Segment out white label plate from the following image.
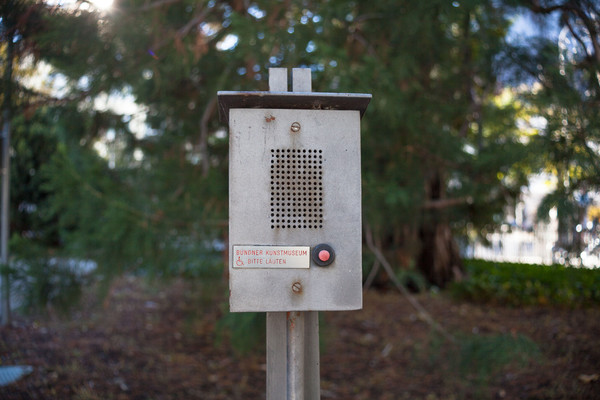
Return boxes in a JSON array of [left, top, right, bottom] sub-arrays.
[[233, 245, 310, 269]]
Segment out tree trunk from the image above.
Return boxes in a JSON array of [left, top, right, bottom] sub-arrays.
[[417, 169, 463, 287], [418, 222, 462, 288]]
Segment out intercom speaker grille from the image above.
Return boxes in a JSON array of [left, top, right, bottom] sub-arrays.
[[270, 148, 323, 229]]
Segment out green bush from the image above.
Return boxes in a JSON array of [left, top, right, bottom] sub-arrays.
[[451, 259, 600, 307]]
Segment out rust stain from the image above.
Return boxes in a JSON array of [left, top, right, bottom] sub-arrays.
[[287, 312, 298, 330], [265, 115, 276, 123], [286, 312, 295, 330]]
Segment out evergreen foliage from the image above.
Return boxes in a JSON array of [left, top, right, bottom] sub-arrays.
[[1, 0, 599, 307], [10, 108, 60, 248]]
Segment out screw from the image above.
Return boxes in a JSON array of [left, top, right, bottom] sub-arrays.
[[290, 122, 301, 133], [291, 281, 302, 294]]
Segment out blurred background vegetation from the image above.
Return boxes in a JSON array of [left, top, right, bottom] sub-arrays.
[[0, 0, 599, 320]]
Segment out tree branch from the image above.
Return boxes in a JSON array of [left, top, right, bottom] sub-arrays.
[[423, 196, 473, 210], [153, 8, 210, 51], [364, 223, 456, 343], [199, 96, 217, 177], [564, 18, 592, 60], [529, 1, 574, 15], [571, 5, 600, 66], [529, 1, 600, 65]]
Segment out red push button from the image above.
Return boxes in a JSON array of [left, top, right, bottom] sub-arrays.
[[312, 244, 335, 266], [318, 250, 331, 262]]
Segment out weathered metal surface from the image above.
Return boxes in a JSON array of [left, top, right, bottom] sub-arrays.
[[266, 312, 287, 399], [287, 311, 305, 400], [217, 91, 371, 123], [292, 68, 312, 92], [263, 68, 324, 400], [303, 311, 320, 400], [266, 310, 320, 400], [228, 107, 363, 312], [269, 68, 288, 92]]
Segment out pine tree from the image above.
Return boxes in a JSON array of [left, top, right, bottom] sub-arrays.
[[9, 0, 587, 297], [308, 0, 529, 286], [510, 0, 600, 260]]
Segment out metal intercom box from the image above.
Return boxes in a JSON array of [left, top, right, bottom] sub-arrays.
[[220, 91, 370, 312]]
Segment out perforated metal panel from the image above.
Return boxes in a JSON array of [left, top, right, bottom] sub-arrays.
[[228, 108, 363, 312], [270, 148, 323, 230]]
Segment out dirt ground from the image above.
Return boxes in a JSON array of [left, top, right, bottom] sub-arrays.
[[1, 276, 599, 399]]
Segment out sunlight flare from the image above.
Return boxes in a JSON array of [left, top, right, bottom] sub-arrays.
[[89, 0, 114, 11]]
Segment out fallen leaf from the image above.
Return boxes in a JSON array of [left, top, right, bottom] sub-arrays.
[[578, 374, 599, 384]]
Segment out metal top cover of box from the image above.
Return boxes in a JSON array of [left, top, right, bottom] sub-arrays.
[[220, 89, 370, 312]]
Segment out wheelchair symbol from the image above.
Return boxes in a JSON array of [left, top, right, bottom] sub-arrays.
[[236, 256, 244, 267]]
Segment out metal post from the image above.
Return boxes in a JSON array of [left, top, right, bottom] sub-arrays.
[[266, 68, 320, 400], [267, 312, 288, 398], [1, 113, 11, 326], [0, 8, 15, 326], [287, 311, 305, 400]]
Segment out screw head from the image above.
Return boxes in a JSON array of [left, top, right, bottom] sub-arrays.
[[290, 122, 301, 133], [292, 281, 302, 294]]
